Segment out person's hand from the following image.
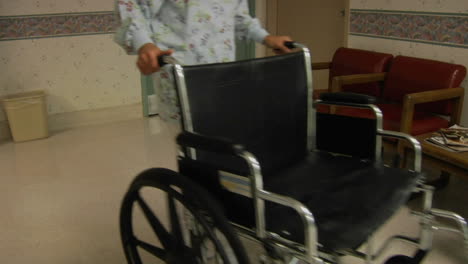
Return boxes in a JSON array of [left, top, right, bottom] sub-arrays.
[[263, 35, 294, 54], [137, 43, 173, 75]]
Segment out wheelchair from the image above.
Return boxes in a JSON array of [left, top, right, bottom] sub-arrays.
[[120, 43, 468, 264]]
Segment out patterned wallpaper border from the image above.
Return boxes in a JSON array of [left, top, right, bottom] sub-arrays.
[[350, 9, 468, 49], [0, 12, 119, 41], [351, 9, 468, 17]]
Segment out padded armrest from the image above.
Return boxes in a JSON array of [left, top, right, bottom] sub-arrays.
[[176, 132, 244, 156], [319, 92, 377, 105], [378, 129, 422, 173], [331, 73, 386, 92]]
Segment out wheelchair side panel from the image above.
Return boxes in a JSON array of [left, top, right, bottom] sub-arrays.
[[316, 112, 377, 159]]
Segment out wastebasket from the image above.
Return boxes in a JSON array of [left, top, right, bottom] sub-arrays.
[[2, 90, 49, 142]]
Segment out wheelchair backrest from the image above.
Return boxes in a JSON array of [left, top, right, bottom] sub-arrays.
[[174, 51, 311, 177]]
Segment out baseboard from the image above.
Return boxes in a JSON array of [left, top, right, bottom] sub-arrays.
[[0, 103, 143, 141], [48, 103, 143, 131]]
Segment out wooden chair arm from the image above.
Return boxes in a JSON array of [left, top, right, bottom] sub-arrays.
[[331, 73, 386, 92], [311, 62, 331, 70], [400, 87, 465, 134], [404, 87, 464, 105]]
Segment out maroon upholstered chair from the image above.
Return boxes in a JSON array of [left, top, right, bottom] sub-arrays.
[[332, 55, 466, 136], [312, 47, 393, 100]]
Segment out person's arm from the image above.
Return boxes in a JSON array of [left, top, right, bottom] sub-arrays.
[[234, 0, 292, 54], [114, 0, 172, 74], [114, 0, 157, 53]]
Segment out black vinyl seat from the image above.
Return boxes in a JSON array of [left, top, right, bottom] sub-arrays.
[[181, 151, 421, 251], [264, 152, 421, 250]]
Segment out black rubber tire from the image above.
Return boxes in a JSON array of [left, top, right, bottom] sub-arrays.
[[384, 255, 414, 264], [120, 168, 250, 264]]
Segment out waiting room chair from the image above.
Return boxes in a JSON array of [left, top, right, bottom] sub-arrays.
[[331, 55, 466, 137], [312, 47, 393, 100]]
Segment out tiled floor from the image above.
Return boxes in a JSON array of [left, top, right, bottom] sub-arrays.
[[0, 117, 466, 264]]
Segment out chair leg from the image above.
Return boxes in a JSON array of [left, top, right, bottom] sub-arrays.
[[425, 171, 451, 190], [408, 172, 451, 201]]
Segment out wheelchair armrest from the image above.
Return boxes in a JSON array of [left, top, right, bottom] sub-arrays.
[[176, 132, 244, 156], [319, 92, 377, 105], [377, 130, 422, 173], [219, 171, 320, 263]]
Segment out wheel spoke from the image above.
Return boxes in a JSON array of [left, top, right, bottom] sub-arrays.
[[136, 194, 174, 249], [190, 223, 221, 262], [135, 239, 167, 260], [121, 169, 249, 264], [189, 212, 231, 264], [122, 238, 143, 264], [168, 193, 184, 248], [191, 229, 204, 259]]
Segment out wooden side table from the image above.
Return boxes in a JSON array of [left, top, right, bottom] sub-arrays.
[[402, 133, 468, 178]]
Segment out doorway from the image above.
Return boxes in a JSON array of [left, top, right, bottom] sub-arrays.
[[266, 0, 349, 91]]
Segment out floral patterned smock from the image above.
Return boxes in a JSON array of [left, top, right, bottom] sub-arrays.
[[115, 0, 269, 122]]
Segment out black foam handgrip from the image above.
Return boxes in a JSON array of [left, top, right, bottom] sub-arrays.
[[273, 41, 296, 53], [158, 55, 168, 67], [284, 41, 297, 49]]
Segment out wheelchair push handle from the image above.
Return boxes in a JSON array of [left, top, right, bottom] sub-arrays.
[[284, 41, 297, 49], [158, 41, 298, 66], [157, 56, 166, 67], [157, 55, 176, 67], [273, 41, 298, 53]]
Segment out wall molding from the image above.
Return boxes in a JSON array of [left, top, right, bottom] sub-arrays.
[[350, 10, 467, 49], [351, 9, 468, 17], [349, 33, 468, 49], [0, 103, 142, 142], [0, 11, 118, 41]]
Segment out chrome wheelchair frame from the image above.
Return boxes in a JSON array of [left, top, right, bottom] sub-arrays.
[[121, 43, 468, 264]]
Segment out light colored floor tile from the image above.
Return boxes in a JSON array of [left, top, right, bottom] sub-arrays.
[[0, 117, 466, 263]]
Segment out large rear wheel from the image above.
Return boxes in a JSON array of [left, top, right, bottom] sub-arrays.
[[120, 168, 249, 264]]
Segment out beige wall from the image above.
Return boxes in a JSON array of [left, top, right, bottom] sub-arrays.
[[349, 0, 468, 125], [0, 0, 140, 123], [255, 0, 268, 58]]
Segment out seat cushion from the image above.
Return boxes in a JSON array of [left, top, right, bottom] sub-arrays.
[[330, 48, 393, 97], [335, 104, 449, 135], [264, 152, 421, 251], [182, 152, 421, 251]]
